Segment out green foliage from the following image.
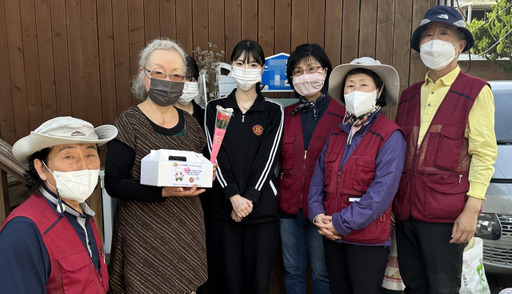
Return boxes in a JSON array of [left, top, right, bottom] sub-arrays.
[[467, 0, 512, 72]]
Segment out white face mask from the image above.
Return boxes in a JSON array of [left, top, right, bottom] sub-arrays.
[[178, 81, 199, 105], [43, 161, 99, 203], [344, 90, 378, 118], [230, 66, 262, 91], [420, 39, 459, 71]]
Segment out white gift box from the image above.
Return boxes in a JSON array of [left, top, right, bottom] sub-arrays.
[[140, 149, 213, 188]]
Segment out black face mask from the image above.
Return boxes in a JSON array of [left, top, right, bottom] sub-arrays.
[[147, 78, 184, 106]]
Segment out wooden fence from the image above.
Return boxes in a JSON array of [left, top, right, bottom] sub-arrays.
[[0, 0, 437, 145], [0, 1, 439, 292]]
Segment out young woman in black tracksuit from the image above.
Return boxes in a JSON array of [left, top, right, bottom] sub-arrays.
[[204, 39, 284, 294]]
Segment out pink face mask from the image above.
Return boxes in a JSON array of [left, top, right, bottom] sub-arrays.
[[292, 71, 325, 98]]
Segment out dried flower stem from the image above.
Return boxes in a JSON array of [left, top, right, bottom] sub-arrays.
[[193, 43, 225, 101]]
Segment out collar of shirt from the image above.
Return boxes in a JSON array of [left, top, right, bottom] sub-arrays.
[[291, 92, 328, 119], [425, 66, 460, 87], [339, 108, 381, 135], [39, 186, 95, 218], [225, 89, 266, 112], [418, 66, 461, 146]]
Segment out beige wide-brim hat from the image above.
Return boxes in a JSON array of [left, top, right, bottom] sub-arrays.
[[328, 57, 400, 107], [12, 116, 118, 164]]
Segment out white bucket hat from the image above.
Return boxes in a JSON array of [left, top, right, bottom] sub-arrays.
[[12, 116, 118, 163], [328, 57, 400, 107]]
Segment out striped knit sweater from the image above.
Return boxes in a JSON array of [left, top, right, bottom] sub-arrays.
[[108, 106, 207, 294]]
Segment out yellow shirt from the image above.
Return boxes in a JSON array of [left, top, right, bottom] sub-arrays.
[[419, 66, 497, 200]]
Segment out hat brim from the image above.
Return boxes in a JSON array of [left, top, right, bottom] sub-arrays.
[[12, 124, 118, 164], [411, 20, 474, 52], [328, 63, 400, 108]]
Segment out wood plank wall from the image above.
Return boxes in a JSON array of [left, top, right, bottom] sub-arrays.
[[0, 1, 440, 292], [0, 0, 437, 145]]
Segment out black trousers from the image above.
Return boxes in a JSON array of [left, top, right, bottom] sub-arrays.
[[323, 239, 389, 294], [210, 219, 279, 294], [395, 218, 465, 294]]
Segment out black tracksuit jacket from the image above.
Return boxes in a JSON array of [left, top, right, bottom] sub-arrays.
[[205, 89, 284, 223]]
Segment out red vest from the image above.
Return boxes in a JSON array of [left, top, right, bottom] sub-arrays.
[[1, 194, 109, 293], [279, 98, 345, 218], [393, 72, 488, 223], [323, 115, 399, 244]]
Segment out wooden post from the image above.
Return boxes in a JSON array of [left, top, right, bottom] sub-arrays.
[[0, 170, 10, 225], [88, 184, 104, 244]]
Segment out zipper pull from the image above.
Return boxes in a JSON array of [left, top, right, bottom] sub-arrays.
[[304, 150, 307, 160], [242, 114, 245, 122], [459, 174, 462, 183], [337, 171, 341, 181]]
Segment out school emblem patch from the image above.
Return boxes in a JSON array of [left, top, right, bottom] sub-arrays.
[[253, 125, 263, 136]]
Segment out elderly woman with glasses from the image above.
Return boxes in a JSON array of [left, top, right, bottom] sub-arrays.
[[278, 43, 344, 294], [105, 38, 213, 294]]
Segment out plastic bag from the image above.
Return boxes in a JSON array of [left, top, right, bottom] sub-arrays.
[[382, 225, 406, 291], [460, 237, 490, 294]]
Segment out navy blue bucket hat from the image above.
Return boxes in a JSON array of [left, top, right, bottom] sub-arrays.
[[411, 5, 474, 52]]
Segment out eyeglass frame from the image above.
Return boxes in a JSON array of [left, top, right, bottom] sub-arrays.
[[291, 65, 324, 77], [144, 67, 185, 82]]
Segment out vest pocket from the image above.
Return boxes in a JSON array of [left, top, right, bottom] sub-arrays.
[[344, 208, 391, 244], [306, 135, 328, 170], [323, 152, 340, 189], [421, 173, 468, 221], [58, 252, 95, 293], [393, 173, 410, 220], [281, 135, 296, 170], [352, 156, 376, 192], [326, 193, 391, 244], [400, 126, 415, 170], [434, 125, 464, 170]]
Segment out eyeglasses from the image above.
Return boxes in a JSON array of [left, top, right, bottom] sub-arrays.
[[292, 65, 323, 77], [145, 68, 185, 82]]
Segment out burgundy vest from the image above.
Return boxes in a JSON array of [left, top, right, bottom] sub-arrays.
[[278, 98, 344, 218], [393, 71, 488, 223], [1, 194, 109, 293], [323, 115, 399, 244]]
